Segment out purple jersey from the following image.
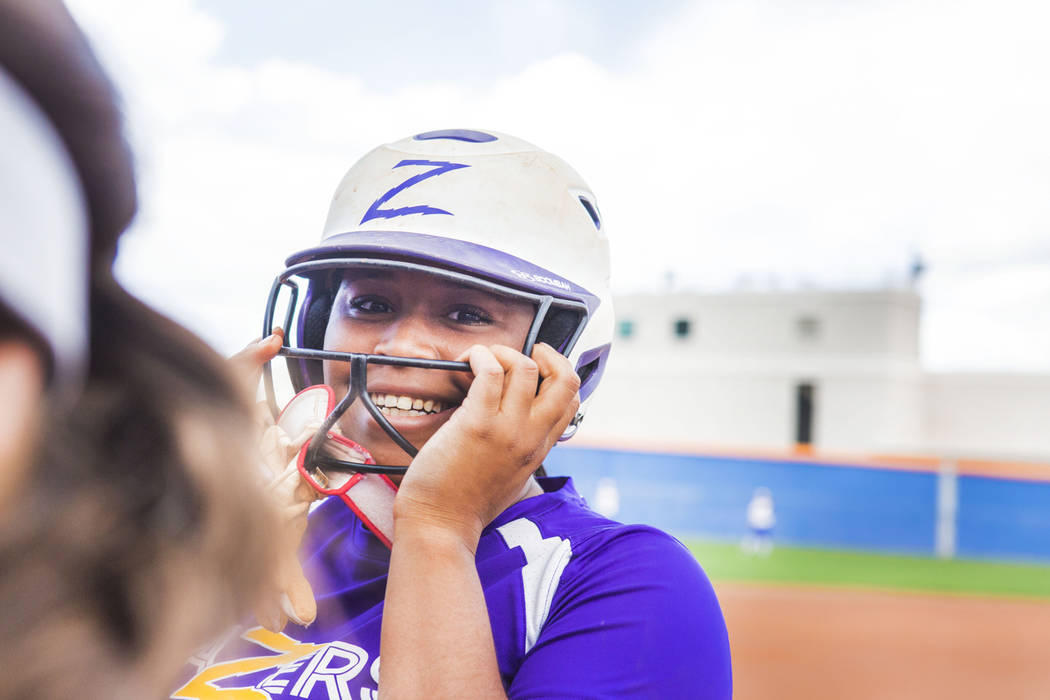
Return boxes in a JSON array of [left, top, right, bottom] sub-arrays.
[[173, 477, 732, 699]]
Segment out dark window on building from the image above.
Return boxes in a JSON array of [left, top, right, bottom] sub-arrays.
[[673, 318, 691, 339], [796, 315, 821, 340], [795, 382, 816, 445], [617, 319, 634, 339]]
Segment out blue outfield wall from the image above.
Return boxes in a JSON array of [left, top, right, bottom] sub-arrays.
[[957, 475, 1050, 561], [544, 446, 1050, 562]]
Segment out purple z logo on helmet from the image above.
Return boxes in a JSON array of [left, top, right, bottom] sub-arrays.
[[360, 159, 469, 224]]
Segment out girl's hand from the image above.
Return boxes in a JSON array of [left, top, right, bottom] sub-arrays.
[[229, 330, 283, 396], [229, 331, 322, 631], [393, 342, 580, 549], [254, 414, 324, 631]]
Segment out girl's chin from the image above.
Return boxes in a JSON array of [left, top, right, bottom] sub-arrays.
[[368, 449, 413, 471]]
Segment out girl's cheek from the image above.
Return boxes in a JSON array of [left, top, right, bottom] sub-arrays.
[[321, 360, 347, 388]]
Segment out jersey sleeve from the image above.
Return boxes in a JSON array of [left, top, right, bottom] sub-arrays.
[[506, 527, 732, 700]]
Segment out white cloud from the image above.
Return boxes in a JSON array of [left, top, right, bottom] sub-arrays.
[[66, 0, 1050, 371]]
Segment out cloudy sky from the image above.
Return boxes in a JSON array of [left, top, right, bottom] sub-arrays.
[[66, 0, 1050, 372]]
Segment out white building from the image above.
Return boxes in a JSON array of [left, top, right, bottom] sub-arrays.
[[582, 288, 1050, 461]]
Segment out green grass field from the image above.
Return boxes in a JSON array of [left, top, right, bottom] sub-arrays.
[[684, 539, 1050, 599]]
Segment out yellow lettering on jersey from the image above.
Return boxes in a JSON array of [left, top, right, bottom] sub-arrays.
[[172, 628, 323, 699]]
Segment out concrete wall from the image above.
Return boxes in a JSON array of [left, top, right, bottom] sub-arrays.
[[612, 288, 921, 360], [924, 373, 1050, 458], [581, 288, 1050, 460], [585, 367, 794, 448], [584, 363, 926, 454]]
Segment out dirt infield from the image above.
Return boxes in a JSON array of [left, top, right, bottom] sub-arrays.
[[716, 582, 1050, 700]]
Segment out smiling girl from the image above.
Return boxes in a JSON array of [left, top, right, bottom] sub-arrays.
[[175, 129, 732, 699]]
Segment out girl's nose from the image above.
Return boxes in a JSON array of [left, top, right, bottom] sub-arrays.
[[372, 313, 441, 359]]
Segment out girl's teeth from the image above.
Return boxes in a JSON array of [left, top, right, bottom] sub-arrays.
[[369, 393, 445, 415]]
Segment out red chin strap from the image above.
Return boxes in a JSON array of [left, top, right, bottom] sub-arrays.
[[280, 385, 398, 548]]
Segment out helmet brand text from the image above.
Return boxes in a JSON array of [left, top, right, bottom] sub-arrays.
[[511, 270, 571, 290]]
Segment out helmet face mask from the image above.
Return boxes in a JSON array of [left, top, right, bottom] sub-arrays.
[[263, 257, 590, 474], [263, 129, 613, 476]]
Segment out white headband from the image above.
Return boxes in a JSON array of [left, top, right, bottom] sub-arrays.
[[0, 64, 88, 384]]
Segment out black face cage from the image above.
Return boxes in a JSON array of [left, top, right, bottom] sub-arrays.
[[262, 257, 590, 476]]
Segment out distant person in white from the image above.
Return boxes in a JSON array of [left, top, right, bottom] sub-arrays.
[[743, 486, 776, 556]]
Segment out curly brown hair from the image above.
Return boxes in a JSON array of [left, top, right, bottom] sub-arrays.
[[0, 1, 278, 697]]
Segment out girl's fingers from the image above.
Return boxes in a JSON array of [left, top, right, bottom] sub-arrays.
[[253, 400, 276, 430], [531, 343, 581, 425], [489, 345, 539, 418], [254, 595, 286, 633], [230, 330, 284, 383], [234, 330, 283, 364], [287, 423, 320, 452], [463, 345, 505, 416]]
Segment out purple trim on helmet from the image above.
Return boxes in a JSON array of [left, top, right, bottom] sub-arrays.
[[286, 230, 601, 315], [575, 342, 611, 402], [413, 129, 497, 143]]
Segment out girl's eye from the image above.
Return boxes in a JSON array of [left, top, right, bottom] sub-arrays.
[[447, 305, 494, 326], [348, 296, 392, 315]]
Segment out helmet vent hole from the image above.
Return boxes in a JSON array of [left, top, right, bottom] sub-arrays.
[[413, 129, 497, 143], [578, 196, 601, 230], [577, 356, 600, 386]]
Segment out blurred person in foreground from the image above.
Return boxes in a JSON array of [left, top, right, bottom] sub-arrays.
[[175, 130, 733, 698], [0, 1, 278, 697]]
